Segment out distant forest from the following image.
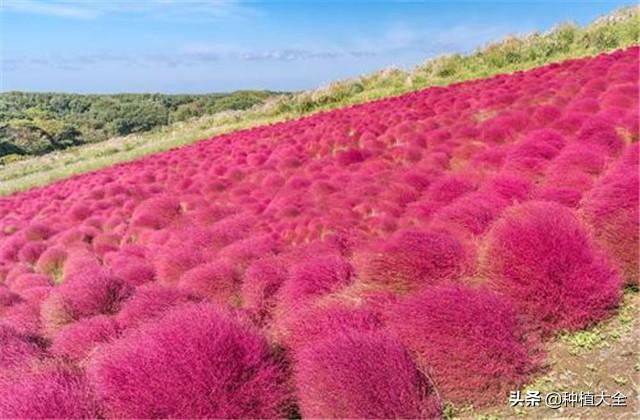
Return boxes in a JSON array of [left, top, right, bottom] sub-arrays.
[[0, 91, 278, 160]]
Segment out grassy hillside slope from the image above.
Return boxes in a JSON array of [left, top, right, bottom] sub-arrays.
[[0, 5, 637, 196]]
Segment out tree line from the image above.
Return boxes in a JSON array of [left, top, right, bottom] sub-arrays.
[[0, 91, 277, 160]]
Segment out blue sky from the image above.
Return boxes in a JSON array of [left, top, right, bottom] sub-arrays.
[[0, 0, 633, 93]]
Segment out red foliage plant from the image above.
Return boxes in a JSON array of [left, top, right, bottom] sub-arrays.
[[177, 260, 239, 306], [285, 304, 382, 354], [8, 273, 51, 293], [386, 284, 541, 406], [355, 228, 471, 292], [0, 365, 101, 418], [294, 330, 441, 418], [115, 283, 200, 330], [581, 154, 639, 285], [482, 201, 622, 334], [0, 324, 43, 371], [240, 256, 288, 325], [50, 315, 119, 362], [277, 255, 353, 306], [88, 303, 292, 418], [41, 268, 132, 336]]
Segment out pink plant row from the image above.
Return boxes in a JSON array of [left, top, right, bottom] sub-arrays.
[[0, 47, 638, 418]]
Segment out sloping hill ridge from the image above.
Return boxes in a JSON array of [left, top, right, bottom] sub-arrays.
[[0, 47, 638, 417]]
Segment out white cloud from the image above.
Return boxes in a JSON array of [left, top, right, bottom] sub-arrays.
[[3, 0, 100, 19], [2, 0, 254, 21]]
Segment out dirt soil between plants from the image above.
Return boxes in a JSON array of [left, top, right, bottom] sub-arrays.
[[470, 291, 639, 419]]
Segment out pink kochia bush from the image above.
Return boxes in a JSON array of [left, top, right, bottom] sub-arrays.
[[294, 330, 442, 418], [386, 285, 541, 406], [50, 315, 119, 362], [41, 268, 132, 336], [8, 273, 51, 293], [240, 256, 288, 324], [581, 154, 639, 285], [0, 365, 101, 418], [356, 228, 470, 292], [178, 260, 239, 305], [115, 282, 199, 330], [88, 303, 292, 418], [483, 201, 622, 334], [286, 304, 382, 353], [107, 254, 155, 286], [0, 47, 638, 414], [131, 195, 182, 229], [278, 255, 353, 306], [0, 324, 43, 370], [35, 247, 67, 278]]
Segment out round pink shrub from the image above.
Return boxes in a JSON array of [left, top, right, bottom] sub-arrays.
[[154, 244, 204, 285], [50, 315, 119, 362], [431, 192, 506, 236], [55, 227, 93, 248], [0, 235, 26, 263], [5, 263, 33, 285], [131, 195, 182, 229], [0, 324, 43, 370], [107, 253, 155, 286], [536, 186, 583, 208], [553, 111, 589, 134], [356, 228, 470, 292], [35, 246, 68, 278], [547, 143, 607, 176], [17, 241, 48, 265], [92, 233, 121, 257], [481, 173, 533, 202], [294, 330, 441, 418], [483, 201, 622, 334], [18, 286, 51, 306], [217, 233, 281, 271], [240, 256, 288, 324], [0, 365, 100, 418], [386, 285, 540, 406], [61, 250, 101, 279], [115, 283, 199, 330], [178, 260, 239, 305], [336, 148, 365, 165], [582, 163, 639, 285], [41, 268, 132, 336], [508, 129, 565, 160], [532, 104, 562, 125], [286, 304, 382, 353], [207, 214, 255, 249], [1, 302, 41, 335], [68, 203, 92, 221], [0, 286, 23, 311], [423, 175, 477, 204], [8, 273, 51, 293], [278, 255, 353, 305], [88, 303, 292, 418], [23, 222, 54, 241], [61, 268, 132, 317], [576, 118, 624, 156]]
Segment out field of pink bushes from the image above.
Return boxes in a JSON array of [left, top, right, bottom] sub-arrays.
[[0, 47, 638, 418]]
